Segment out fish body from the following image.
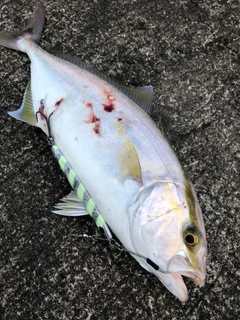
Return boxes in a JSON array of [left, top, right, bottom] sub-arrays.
[[0, 3, 207, 301]]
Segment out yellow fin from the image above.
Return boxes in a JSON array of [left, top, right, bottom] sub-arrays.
[[119, 139, 142, 183], [8, 81, 38, 126]]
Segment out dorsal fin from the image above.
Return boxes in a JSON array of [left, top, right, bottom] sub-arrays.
[[8, 81, 38, 126], [59, 53, 153, 114]]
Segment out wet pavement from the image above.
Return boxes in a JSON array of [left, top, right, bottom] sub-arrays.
[[0, 1, 239, 319]]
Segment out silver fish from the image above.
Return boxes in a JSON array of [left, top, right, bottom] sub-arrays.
[[0, 3, 207, 301]]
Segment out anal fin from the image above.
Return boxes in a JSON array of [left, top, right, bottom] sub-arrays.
[[52, 191, 88, 217]]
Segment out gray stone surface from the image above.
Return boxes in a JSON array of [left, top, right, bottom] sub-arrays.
[[0, 0, 239, 319]]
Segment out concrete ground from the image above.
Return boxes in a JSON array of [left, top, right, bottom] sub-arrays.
[[0, 0, 239, 319]]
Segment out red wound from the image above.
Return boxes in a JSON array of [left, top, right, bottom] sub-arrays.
[[85, 102, 101, 134], [93, 122, 101, 134], [103, 104, 114, 112], [86, 102, 93, 108], [38, 105, 46, 120], [55, 98, 63, 107], [102, 88, 115, 112]]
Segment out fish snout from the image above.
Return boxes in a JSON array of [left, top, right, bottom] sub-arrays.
[[167, 249, 206, 286]]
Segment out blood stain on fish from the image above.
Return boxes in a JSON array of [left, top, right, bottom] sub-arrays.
[[38, 99, 47, 123], [55, 98, 63, 107], [86, 102, 93, 108], [103, 88, 115, 112], [38, 105, 45, 120], [93, 122, 101, 135], [103, 104, 114, 112], [85, 102, 101, 134]]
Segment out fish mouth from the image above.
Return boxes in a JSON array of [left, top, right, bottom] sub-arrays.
[[168, 264, 206, 287], [162, 271, 204, 302], [168, 250, 206, 285], [155, 250, 206, 301]]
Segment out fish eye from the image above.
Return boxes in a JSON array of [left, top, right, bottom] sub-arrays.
[[185, 233, 195, 245], [183, 226, 200, 247]]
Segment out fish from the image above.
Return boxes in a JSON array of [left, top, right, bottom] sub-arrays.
[[0, 3, 207, 301]]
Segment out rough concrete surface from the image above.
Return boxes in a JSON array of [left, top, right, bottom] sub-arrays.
[[0, 0, 239, 319]]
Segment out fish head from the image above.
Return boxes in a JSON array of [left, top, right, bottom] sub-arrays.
[[128, 179, 207, 301]]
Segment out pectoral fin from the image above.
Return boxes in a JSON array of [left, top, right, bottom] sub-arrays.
[[118, 139, 142, 184]]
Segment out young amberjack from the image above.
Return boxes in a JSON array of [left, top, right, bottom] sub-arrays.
[[0, 3, 207, 301]]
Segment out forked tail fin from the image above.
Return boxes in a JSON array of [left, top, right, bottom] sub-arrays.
[[0, 2, 45, 52]]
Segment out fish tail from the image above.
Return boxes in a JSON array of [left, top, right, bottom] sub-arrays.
[[0, 2, 45, 52]]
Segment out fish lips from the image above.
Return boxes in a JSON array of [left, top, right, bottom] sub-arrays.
[[152, 250, 206, 302], [164, 251, 206, 300], [167, 249, 206, 286]]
